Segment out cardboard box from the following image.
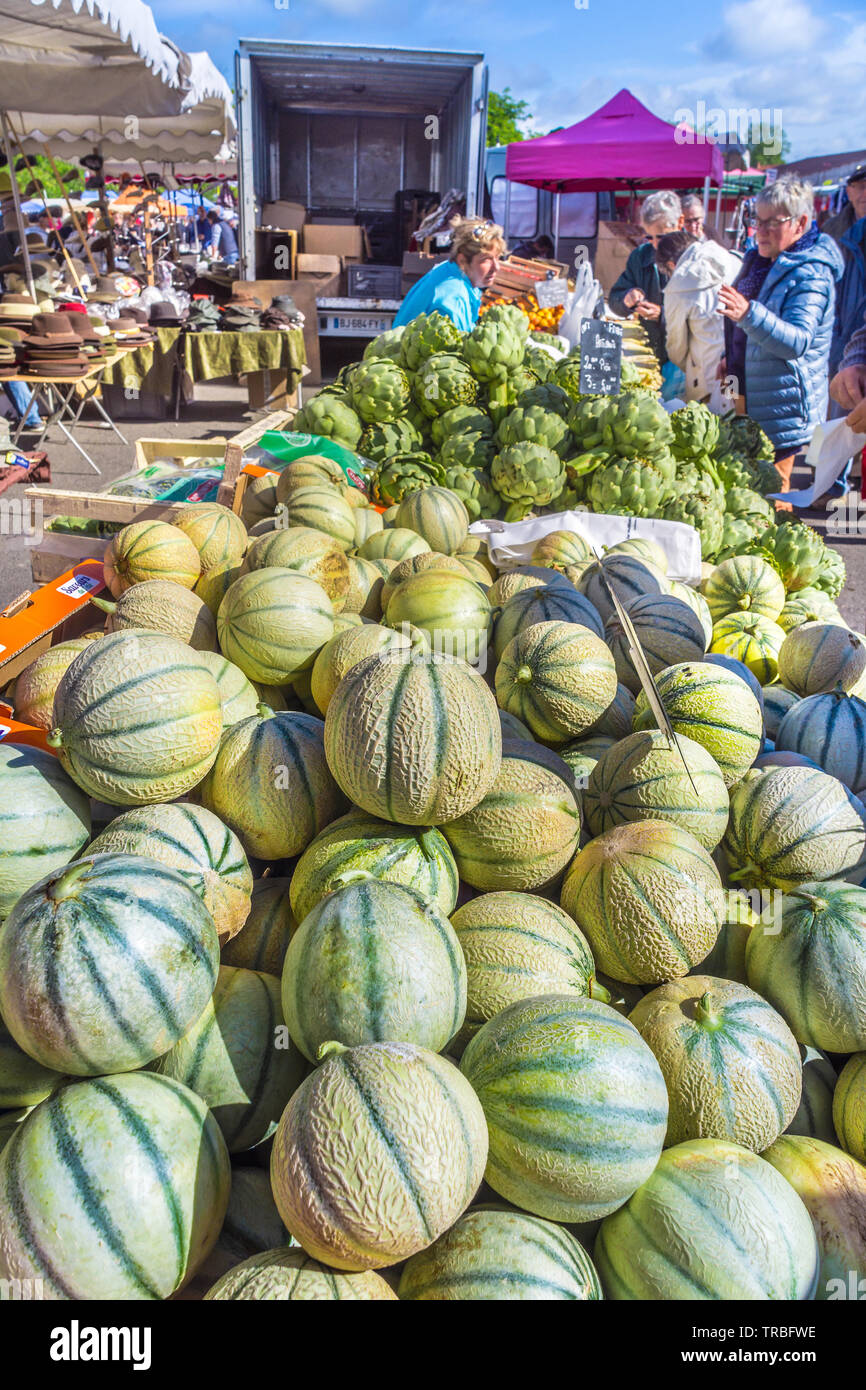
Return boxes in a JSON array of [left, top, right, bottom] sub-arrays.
[[262, 201, 306, 233], [297, 253, 342, 277], [0, 561, 106, 687], [595, 221, 644, 297], [231, 277, 334, 385], [302, 225, 365, 259]]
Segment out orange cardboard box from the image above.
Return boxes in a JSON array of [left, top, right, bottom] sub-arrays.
[[0, 560, 106, 689]]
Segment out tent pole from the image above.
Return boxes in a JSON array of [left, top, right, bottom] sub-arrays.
[[8, 140, 86, 297], [504, 178, 511, 240], [0, 110, 36, 303], [554, 190, 561, 259], [715, 184, 722, 230], [702, 175, 710, 220], [39, 143, 102, 278]]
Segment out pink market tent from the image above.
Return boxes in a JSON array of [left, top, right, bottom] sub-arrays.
[[505, 89, 725, 191]]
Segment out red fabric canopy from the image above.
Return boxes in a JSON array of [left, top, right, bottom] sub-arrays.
[[505, 89, 725, 192]]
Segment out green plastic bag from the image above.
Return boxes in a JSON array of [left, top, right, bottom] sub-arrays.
[[248, 432, 370, 496]]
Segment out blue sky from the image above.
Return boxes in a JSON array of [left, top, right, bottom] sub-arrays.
[[154, 0, 865, 160]]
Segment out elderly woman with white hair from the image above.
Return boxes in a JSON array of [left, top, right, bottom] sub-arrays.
[[718, 176, 844, 505], [609, 190, 683, 364]]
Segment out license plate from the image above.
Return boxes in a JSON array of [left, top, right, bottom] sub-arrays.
[[321, 314, 394, 336]]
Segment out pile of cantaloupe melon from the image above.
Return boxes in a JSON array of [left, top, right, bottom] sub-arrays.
[[1, 457, 865, 1303]]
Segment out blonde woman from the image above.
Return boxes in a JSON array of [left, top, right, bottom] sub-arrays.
[[393, 217, 505, 332]]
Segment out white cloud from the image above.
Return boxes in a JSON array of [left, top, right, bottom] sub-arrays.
[[718, 0, 826, 56]]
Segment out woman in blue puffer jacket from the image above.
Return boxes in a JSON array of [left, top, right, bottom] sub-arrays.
[[719, 177, 844, 506]]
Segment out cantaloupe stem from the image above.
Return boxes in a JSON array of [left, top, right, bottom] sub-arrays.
[[45, 728, 63, 748], [256, 703, 275, 720], [318, 1040, 349, 1061], [418, 829, 441, 862], [588, 976, 611, 1004], [332, 869, 374, 888], [48, 859, 93, 901], [88, 595, 116, 615], [516, 665, 533, 685], [696, 992, 721, 1029]]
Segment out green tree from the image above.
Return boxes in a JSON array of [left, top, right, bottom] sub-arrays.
[[8, 154, 84, 202], [744, 120, 791, 168], [487, 89, 535, 147]]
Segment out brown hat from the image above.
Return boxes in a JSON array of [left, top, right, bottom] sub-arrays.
[[87, 275, 120, 303], [22, 312, 83, 347]]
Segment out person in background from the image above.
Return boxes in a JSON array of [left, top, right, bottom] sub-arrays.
[[680, 195, 709, 241], [179, 212, 197, 250], [718, 176, 844, 508], [393, 217, 506, 332], [824, 167, 866, 246], [831, 310, 866, 436], [196, 205, 213, 252], [207, 210, 239, 266], [609, 190, 683, 364], [656, 230, 742, 405], [510, 234, 555, 261]]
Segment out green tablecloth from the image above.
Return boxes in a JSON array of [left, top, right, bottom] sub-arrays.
[[101, 326, 306, 399]]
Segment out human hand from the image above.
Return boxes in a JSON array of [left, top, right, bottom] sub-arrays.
[[830, 364, 866, 412], [717, 284, 749, 322], [633, 300, 661, 321], [847, 398, 866, 436], [623, 287, 644, 309]]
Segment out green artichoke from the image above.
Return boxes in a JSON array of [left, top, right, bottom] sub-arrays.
[[717, 413, 775, 463], [662, 490, 725, 559], [462, 319, 525, 384], [359, 417, 423, 464], [372, 451, 446, 506], [496, 404, 573, 459], [552, 356, 584, 401], [400, 312, 462, 372], [589, 454, 678, 519], [431, 404, 494, 450], [442, 464, 499, 521], [485, 366, 540, 425], [567, 395, 614, 450], [440, 429, 496, 473], [724, 487, 774, 533], [482, 303, 529, 339], [348, 359, 411, 424], [523, 344, 556, 382], [670, 401, 720, 460], [596, 391, 674, 459], [413, 352, 479, 418], [715, 516, 757, 561], [713, 451, 754, 490], [521, 382, 574, 421], [363, 326, 406, 362], [811, 545, 846, 599], [747, 520, 826, 592], [530, 331, 565, 349], [292, 394, 363, 449], [490, 441, 566, 521]]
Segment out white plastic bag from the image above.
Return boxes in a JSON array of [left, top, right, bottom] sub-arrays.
[[557, 264, 603, 349], [469, 509, 702, 584]]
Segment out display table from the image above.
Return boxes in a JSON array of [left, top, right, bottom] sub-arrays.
[[5, 348, 137, 473]]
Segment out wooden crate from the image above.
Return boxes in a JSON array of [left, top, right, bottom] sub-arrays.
[[133, 436, 228, 470]]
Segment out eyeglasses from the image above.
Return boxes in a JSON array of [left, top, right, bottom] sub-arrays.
[[472, 220, 495, 240], [683, 217, 703, 227], [754, 215, 794, 230]]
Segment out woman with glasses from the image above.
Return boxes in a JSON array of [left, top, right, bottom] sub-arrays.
[[609, 190, 683, 366], [717, 177, 844, 508], [680, 195, 708, 241], [393, 218, 506, 332]]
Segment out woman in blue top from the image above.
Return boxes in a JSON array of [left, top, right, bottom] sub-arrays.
[[393, 217, 505, 332]]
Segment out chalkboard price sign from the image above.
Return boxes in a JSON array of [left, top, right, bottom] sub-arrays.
[[578, 319, 623, 396], [535, 277, 568, 309]]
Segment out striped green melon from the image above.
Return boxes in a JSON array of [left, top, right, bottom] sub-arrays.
[[0, 1071, 230, 1299], [605, 537, 669, 573], [487, 567, 571, 607], [358, 528, 431, 562], [221, 878, 295, 976], [494, 585, 603, 661], [270, 1039, 487, 1270], [240, 472, 278, 526], [0, 744, 90, 917], [460, 995, 668, 1222], [584, 729, 729, 850], [530, 528, 594, 572], [205, 1246, 397, 1300], [311, 623, 411, 713], [450, 891, 598, 1052], [380, 552, 469, 611], [0, 853, 220, 1075], [385, 570, 491, 666], [443, 741, 580, 892], [103, 519, 201, 597], [195, 558, 245, 617], [763, 683, 801, 740], [243, 526, 350, 612], [587, 682, 635, 740], [703, 651, 765, 709], [277, 487, 356, 552], [12, 636, 100, 730], [395, 486, 469, 555], [196, 651, 259, 727], [398, 1205, 602, 1301], [762, 1134, 866, 1301], [745, 881, 866, 1051], [275, 456, 347, 503], [173, 503, 247, 574], [459, 556, 493, 588], [496, 620, 617, 742], [499, 708, 535, 742], [559, 734, 616, 784], [578, 554, 668, 626], [290, 809, 458, 922], [786, 1047, 838, 1143], [778, 621, 866, 696], [91, 578, 218, 650], [833, 1054, 866, 1163], [200, 707, 345, 861], [710, 611, 785, 683], [0, 1014, 63, 1108], [704, 555, 786, 623], [633, 661, 763, 787], [282, 879, 466, 1060], [561, 820, 724, 985], [723, 766, 866, 890], [152, 965, 306, 1152], [776, 688, 866, 789], [667, 581, 713, 644], [47, 629, 222, 805], [456, 533, 495, 572], [605, 595, 707, 695], [779, 587, 844, 634], [594, 1137, 819, 1300], [343, 555, 394, 617], [323, 642, 501, 825], [353, 506, 384, 548], [86, 803, 252, 943], [217, 567, 335, 685], [629, 976, 801, 1150], [189, 1167, 291, 1295]]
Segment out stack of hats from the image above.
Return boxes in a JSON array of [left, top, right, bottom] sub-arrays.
[[261, 294, 304, 331], [0, 331, 16, 377], [111, 315, 155, 348], [185, 298, 223, 333], [61, 309, 109, 365], [19, 312, 89, 377], [0, 293, 40, 331], [221, 295, 263, 333], [148, 301, 185, 329], [87, 275, 121, 305]]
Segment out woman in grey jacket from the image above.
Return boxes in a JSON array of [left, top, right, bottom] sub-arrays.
[[718, 177, 844, 503]]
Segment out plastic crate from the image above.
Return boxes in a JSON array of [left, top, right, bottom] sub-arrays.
[[346, 263, 403, 299]]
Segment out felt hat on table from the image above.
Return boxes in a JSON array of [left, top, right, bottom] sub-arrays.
[[87, 275, 121, 303], [271, 294, 299, 315], [0, 295, 39, 319], [22, 312, 84, 348], [148, 300, 184, 326]]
